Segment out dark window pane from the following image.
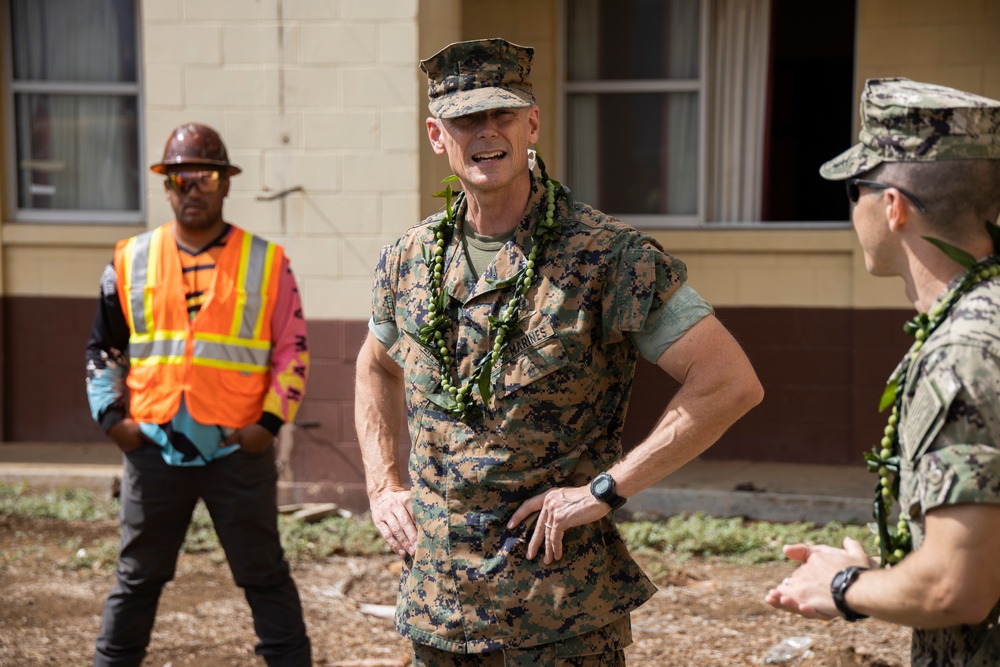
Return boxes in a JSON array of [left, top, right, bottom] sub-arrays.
[[567, 93, 698, 215], [568, 0, 700, 81], [15, 93, 140, 211], [11, 0, 137, 82], [761, 0, 856, 222]]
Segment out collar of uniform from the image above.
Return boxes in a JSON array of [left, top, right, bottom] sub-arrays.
[[441, 174, 545, 306], [928, 257, 992, 316]]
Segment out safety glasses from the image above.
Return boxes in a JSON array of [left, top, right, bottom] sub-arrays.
[[166, 170, 222, 195], [846, 178, 926, 213]]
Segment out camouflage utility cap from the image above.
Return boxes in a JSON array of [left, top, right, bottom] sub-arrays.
[[820, 77, 1000, 181], [420, 38, 535, 119]]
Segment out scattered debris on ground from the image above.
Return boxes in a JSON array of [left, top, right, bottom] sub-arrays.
[[0, 513, 910, 665]]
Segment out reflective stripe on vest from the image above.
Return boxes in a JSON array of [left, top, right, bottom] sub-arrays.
[[192, 335, 271, 372], [123, 230, 157, 335], [232, 233, 275, 340], [129, 332, 188, 367]]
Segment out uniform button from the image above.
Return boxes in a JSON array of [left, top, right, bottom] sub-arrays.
[[927, 467, 944, 486]]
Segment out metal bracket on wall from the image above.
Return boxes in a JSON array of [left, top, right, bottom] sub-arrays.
[[255, 186, 304, 202], [256, 186, 304, 233]]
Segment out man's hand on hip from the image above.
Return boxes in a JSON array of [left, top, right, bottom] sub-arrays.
[[107, 418, 146, 453], [371, 488, 417, 557], [508, 486, 610, 564]]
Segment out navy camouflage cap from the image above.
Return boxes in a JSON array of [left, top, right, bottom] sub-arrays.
[[820, 78, 1000, 181], [420, 38, 535, 119]]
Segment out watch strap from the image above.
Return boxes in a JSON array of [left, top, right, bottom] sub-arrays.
[[831, 565, 869, 622]]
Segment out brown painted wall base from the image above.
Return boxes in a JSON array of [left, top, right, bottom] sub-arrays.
[[621, 308, 912, 466], [3, 297, 913, 507], [3, 297, 107, 442]]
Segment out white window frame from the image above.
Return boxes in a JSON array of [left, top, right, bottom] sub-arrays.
[[1, 0, 146, 224], [557, 0, 708, 228]]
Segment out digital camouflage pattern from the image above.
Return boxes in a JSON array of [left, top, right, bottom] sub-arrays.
[[411, 615, 630, 665], [420, 38, 535, 119], [370, 176, 689, 653], [894, 275, 1000, 665], [820, 78, 1000, 181]]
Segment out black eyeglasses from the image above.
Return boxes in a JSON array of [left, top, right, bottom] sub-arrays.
[[166, 170, 222, 195], [846, 178, 926, 213]]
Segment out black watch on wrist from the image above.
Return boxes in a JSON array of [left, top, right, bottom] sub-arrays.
[[831, 565, 870, 622], [590, 472, 626, 510]]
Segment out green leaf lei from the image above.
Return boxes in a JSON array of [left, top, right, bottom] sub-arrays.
[[866, 221, 1000, 566], [412, 151, 564, 422]]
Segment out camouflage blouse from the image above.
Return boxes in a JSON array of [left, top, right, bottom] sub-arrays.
[[370, 178, 689, 653], [897, 275, 1000, 665]]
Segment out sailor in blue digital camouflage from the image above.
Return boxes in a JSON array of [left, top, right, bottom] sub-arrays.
[[767, 78, 1000, 666], [354, 37, 763, 665]]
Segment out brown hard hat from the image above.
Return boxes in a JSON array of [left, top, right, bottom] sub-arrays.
[[150, 122, 242, 176]]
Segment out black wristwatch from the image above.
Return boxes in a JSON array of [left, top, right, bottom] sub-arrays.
[[831, 566, 869, 622], [590, 472, 626, 510]]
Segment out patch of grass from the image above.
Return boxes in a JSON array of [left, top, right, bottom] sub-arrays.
[[175, 504, 390, 559], [279, 515, 390, 560], [0, 485, 389, 562], [619, 512, 874, 564], [639, 557, 692, 586], [1, 484, 873, 565], [182, 503, 221, 554], [59, 539, 120, 572], [0, 484, 117, 522], [0, 544, 47, 569]]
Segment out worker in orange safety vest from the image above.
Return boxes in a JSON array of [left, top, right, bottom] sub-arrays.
[[86, 122, 312, 666]]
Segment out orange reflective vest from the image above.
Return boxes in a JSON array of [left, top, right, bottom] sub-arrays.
[[113, 223, 284, 428]]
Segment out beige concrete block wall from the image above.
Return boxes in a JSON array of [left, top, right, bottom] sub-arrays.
[[0, 226, 139, 297], [142, 0, 421, 321], [857, 0, 1000, 101], [2, 0, 996, 315], [649, 229, 912, 310], [0, 0, 422, 323]]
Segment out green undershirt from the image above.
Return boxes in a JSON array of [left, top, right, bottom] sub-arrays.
[[462, 225, 516, 279]]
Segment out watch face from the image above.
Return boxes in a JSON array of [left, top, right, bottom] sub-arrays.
[[593, 475, 612, 496]]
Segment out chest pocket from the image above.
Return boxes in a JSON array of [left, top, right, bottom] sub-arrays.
[[491, 323, 572, 401], [390, 332, 444, 400]]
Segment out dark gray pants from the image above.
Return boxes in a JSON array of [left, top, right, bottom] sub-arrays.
[[94, 443, 311, 667]]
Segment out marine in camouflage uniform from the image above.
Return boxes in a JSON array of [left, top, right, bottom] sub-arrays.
[[767, 78, 1000, 666], [897, 268, 1000, 664], [374, 176, 689, 652], [355, 38, 763, 664]]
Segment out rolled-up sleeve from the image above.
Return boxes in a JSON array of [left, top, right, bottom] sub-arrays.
[[629, 284, 715, 364]]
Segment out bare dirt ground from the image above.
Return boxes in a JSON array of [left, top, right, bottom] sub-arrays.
[[0, 513, 910, 666]]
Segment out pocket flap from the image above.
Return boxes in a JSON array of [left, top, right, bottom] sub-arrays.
[[491, 324, 568, 400]]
